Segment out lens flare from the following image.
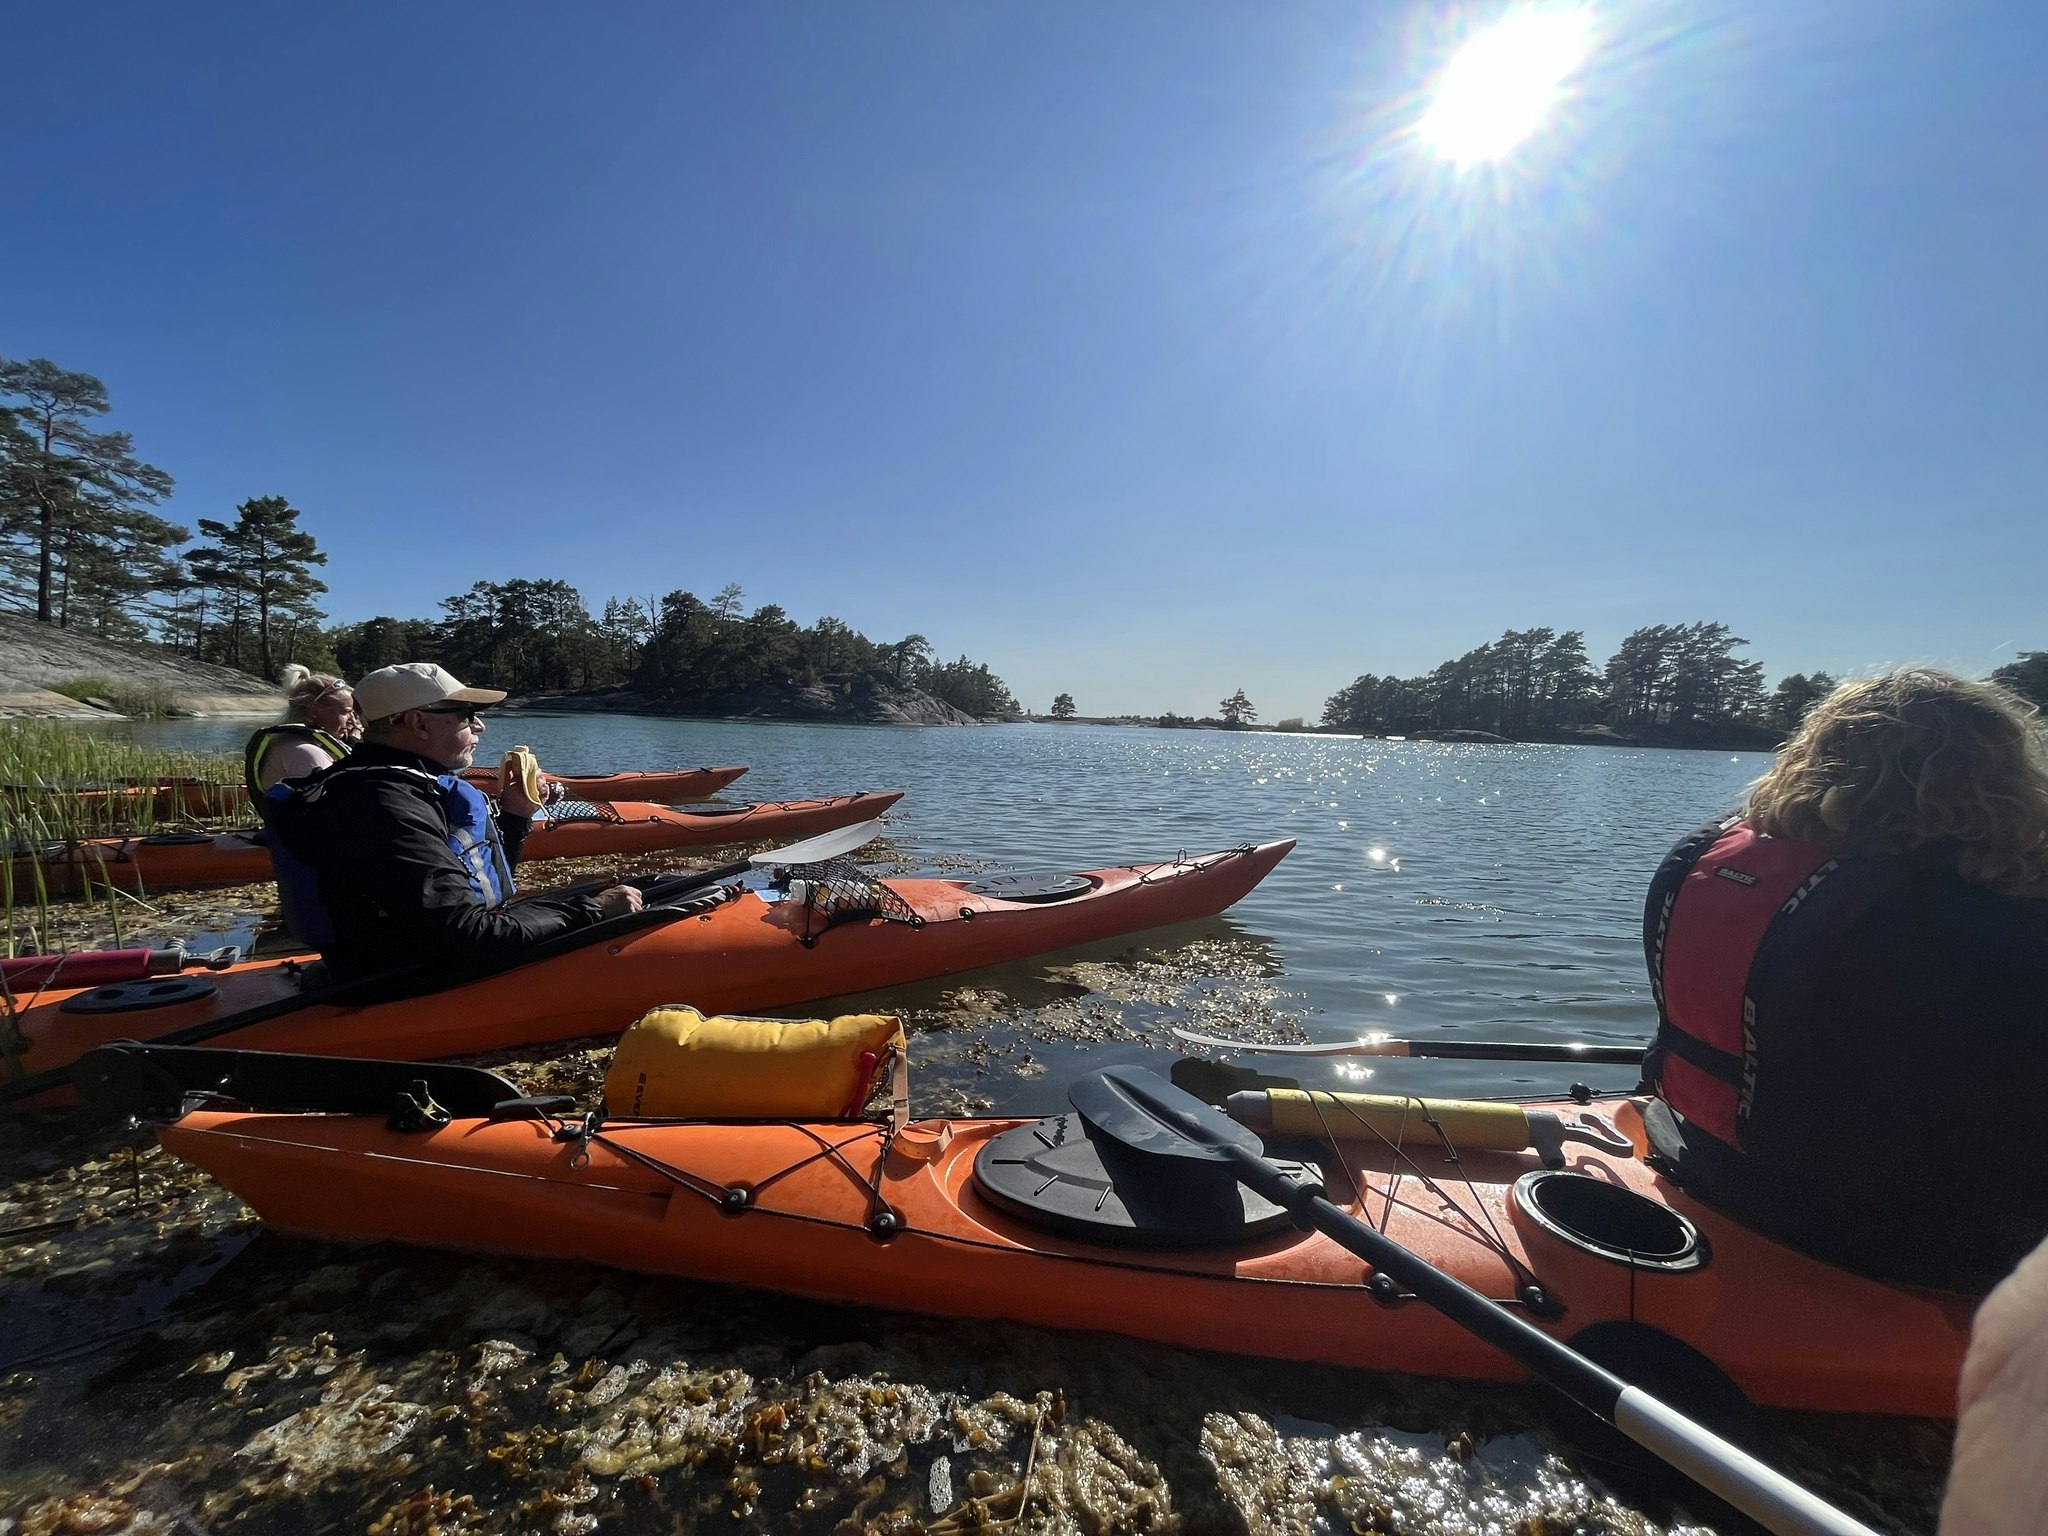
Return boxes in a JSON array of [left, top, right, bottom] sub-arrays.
[[1420, 6, 1595, 166]]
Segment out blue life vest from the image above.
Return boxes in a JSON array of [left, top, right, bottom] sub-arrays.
[[259, 766, 516, 948]]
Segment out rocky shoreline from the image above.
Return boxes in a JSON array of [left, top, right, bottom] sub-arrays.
[[0, 613, 277, 720]]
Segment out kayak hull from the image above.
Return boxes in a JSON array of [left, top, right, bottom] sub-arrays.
[[9, 840, 1294, 1086], [157, 1091, 1971, 1417], [9, 792, 901, 893], [459, 765, 749, 803]]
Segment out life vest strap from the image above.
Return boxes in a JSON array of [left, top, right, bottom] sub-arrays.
[[1653, 1020, 1744, 1084]]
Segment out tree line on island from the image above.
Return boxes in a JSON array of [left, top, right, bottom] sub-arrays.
[[8, 354, 2045, 733], [1, 355, 1020, 719], [1315, 624, 2044, 739], [338, 581, 1018, 720], [1052, 630, 2048, 744]]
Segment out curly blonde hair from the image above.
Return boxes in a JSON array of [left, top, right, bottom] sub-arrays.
[[1747, 669, 2048, 897]]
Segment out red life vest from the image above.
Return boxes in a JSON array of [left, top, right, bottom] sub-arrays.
[[1649, 820, 1837, 1146]]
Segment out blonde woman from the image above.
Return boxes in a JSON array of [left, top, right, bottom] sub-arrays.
[[244, 664, 363, 794], [1640, 669, 2048, 1293]]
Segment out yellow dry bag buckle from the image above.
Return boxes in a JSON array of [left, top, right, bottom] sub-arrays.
[[603, 1006, 910, 1122], [766, 858, 923, 948]]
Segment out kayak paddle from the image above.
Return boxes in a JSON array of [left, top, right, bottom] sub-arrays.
[[1068, 1065, 1879, 1536], [1172, 1027, 1644, 1065], [636, 813, 890, 899], [0, 817, 893, 1107]]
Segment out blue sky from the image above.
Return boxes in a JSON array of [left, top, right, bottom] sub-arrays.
[[5, 0, 2043, 719]]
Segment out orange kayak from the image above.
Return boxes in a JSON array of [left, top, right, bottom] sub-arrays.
[[459, 764, 749, 803], [6, 841, 1293, 1092], [3, 777, 246, 821], [146, 1080, 1969, 1417], [8, 792, 902, 893]]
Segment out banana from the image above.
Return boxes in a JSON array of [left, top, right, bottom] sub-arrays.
[[501, 745, 547, 802]]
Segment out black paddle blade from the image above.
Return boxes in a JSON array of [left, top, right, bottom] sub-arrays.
[[1068, 1065, 1267, 1165], [73, 1044, 522, 1120]]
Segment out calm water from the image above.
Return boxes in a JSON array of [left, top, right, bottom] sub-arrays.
[[127, 716, 1764, 1103]]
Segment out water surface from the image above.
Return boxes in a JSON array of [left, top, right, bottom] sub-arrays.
[[125, 716, 1761, 1103]]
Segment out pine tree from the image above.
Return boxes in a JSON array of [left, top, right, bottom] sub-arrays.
[[0, 357, 180, 626], [1219, 689, 1257, 728], [1050, 693, 1077, 719], [1991, 653, 2048, 710], [188, 497, 329, 677]]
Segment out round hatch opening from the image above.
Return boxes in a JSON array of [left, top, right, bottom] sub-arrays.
[[1513, 1170, 1708, 1273]]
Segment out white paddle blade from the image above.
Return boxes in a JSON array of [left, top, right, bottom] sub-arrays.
[[750, 814, 890, 868]]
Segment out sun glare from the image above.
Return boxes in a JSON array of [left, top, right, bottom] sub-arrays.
[[1420, 7, 1594, 167]]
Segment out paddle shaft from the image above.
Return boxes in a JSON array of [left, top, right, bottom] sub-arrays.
[[1222, 1147, 1875, 1536], [1171, 1027, 1643, 1065], [1363, 1038, 1641, 1064]]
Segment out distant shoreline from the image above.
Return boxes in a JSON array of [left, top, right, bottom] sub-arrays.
[[1023, 717, 1782, 754]]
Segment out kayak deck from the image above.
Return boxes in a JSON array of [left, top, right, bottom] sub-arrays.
[[8, 840, 1295, 1089], [159, 1092, 1971, 1417]]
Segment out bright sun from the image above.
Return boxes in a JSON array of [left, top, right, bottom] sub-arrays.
[[1420, 7, 1594, 167]]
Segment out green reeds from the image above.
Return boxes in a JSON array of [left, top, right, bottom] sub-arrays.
[[0, 719, 243, 957]]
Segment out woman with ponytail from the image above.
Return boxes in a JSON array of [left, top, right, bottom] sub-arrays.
[[245, 664, 362, 794]]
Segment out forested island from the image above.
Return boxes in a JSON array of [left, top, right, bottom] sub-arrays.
[[1, 356, 1017, 724], [6, 353, 2043, 738]]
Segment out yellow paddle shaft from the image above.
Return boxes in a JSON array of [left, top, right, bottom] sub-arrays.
[[1227, 1089, 1533, 1152]]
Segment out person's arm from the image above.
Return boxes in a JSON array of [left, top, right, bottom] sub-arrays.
[[257, 740, 334, 792], [323, 778, 602, 968], [498, 806, 533, 866], [1940, 1234, 2048, 1536]]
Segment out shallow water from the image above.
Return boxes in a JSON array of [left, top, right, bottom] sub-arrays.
[[2, 720, 1951, 1533]]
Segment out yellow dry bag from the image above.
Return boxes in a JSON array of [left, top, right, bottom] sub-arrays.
[[604, 1005, 906, 1119]]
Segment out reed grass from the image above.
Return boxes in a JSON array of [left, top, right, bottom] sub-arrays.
[[48, 675, 187, 719], [0, 719, 245, 957]]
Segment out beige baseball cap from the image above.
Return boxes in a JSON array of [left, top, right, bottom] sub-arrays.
[[354, 662, 506, 722]]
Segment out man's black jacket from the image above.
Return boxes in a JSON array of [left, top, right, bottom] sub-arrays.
[[299, 740, 605, 982]]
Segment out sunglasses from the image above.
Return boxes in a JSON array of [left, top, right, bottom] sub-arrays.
[[419, 705, 486, 727]]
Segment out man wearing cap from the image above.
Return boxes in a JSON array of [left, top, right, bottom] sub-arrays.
[[294, 662, 641, 982]]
